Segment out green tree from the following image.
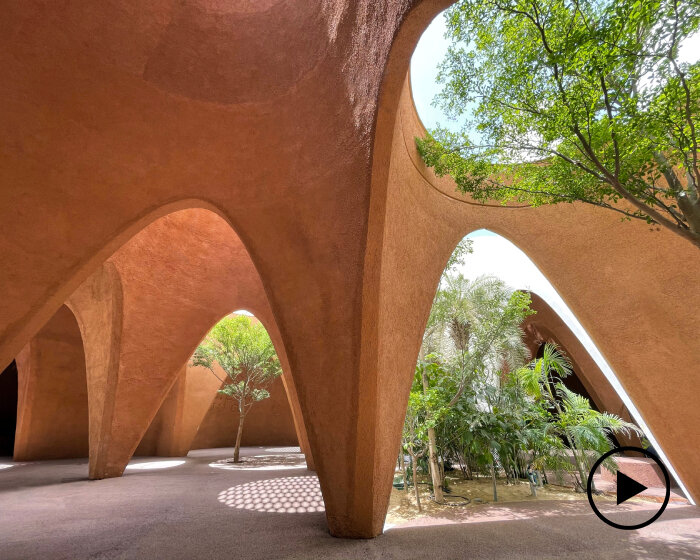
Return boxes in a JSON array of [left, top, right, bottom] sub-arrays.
[[192, 315, 282, 463], [402, 392, 429, 511], [417, 0, 700, 249], [416, 274, 534, 503]]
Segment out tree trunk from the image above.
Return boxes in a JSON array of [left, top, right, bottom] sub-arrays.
[[426, 426, 444, 503], [583, 451, 598, 493], [569, 446, 588, 492], [410, 453, 422, 512], [421, 368, 444, 504], [233, 413, 246, 463], [491, 461, 498, 502]]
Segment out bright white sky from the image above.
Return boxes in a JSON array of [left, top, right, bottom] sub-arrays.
[[410, 12, 698, 502], [460, 229, 611, 377]]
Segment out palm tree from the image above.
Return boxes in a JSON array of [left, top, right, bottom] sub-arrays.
[[419, 274, 533, 503], [513, 343, 641, 491]]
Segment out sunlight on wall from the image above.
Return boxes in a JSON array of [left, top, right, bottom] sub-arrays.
[[217, 476, 324, 513], [461, 230, 694, 504], [125, 460, 186, 471]]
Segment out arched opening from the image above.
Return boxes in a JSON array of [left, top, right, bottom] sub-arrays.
[[0, 361, 18, 457], [458, 230, 683, 470], [0, 205, 311, 481], [134, 315, 299, 461], [133, 307, 304, 461], [388, 225, 690, 528], [188, 311, 299, 453], [65, 206, 310, 477], [13, 305, 89, 461]]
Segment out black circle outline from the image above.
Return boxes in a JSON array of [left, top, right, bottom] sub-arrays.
[[587, 446, 670, 530]]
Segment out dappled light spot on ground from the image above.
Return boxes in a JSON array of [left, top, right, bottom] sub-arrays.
[[0, 464, 14, 470], [125, 460, 186, 471], [217, 475, 324, 513], [209, 454, 306, 471], [264, 447, 301, 453]]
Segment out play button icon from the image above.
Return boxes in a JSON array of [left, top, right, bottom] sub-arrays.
[[616, 471, 648, 505], [587, 446, 671, 530]]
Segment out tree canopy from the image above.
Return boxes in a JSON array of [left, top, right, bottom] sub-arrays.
[[417, 0, 700, 249]]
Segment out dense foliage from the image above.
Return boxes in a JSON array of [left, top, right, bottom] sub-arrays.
[[400, 262, 641, 504], [417, 0, 700, 248]]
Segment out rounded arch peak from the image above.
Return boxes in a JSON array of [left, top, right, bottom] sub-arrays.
[[0, 199, 260, 374]]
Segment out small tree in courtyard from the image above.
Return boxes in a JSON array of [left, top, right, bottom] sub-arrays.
[[192, 315, 282, 463]]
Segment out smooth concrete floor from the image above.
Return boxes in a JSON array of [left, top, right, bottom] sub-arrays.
[[0, 447, 698, 560]]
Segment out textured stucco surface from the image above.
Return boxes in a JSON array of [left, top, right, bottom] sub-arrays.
[[64, 209, 311, 480], [0, 0, 697, 538]]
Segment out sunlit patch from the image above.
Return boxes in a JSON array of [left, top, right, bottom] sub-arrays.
[[264, 447, 301, 454], [209, 454, 306, 471], [0, 464, 14, 470], [125, 460, 186, 471], [218, 476, 325, 513]]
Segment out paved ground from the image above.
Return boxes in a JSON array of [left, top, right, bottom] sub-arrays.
[[0, 447, 698, 559]]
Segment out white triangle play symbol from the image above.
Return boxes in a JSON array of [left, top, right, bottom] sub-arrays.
[[617, 471, 647, 505]]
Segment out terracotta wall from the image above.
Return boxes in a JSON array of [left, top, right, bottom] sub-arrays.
[[14, 306, 89, 460], [0, 0, 697, 538], [136, 363, 222, 457], [192, 376, 298, 449]]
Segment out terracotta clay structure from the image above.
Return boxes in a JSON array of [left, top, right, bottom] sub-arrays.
[[0, 0, 698, 539]]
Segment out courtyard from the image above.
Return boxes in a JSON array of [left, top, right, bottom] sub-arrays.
[[1, 0, 699, 556], [0, 447, 697, 559]]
